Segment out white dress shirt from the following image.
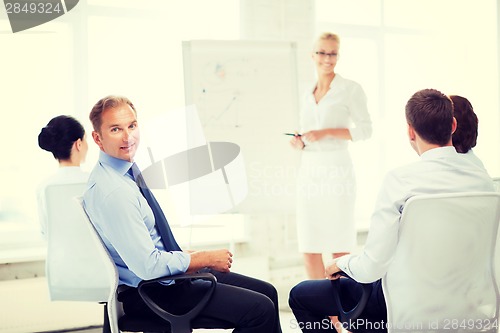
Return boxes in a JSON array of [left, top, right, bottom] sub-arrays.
[[336, 146, 495, 283], [463, 148, 487, 171]]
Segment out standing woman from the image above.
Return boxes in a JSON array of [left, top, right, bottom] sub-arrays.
[[290, 32, 372, 279], [37, 115, 89, 239]]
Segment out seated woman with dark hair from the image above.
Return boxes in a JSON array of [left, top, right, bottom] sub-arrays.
[[450, 95, 486, 169], [36, 115, 90, 239]]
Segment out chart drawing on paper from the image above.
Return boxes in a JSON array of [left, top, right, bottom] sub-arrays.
[[183, 40, 300, 214]]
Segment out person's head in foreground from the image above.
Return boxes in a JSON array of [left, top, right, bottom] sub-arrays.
[[405, 88, 456, 155]]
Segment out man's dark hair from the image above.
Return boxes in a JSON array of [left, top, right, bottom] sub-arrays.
[[405, 89, 453, 146]]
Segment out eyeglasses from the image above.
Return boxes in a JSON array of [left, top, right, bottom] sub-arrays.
[[315, 51, 338, 58]]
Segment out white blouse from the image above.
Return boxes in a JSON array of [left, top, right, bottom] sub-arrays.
[[300, 74, 372, 151], [36, 166, 89, 240]]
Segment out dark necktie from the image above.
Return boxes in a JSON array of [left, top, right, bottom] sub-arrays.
[[130, 163, 182, 251]]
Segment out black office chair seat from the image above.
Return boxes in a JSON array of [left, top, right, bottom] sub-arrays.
[[118, 314, 172, 333], [117, 311, 234, 333], [104, 272, 234, 333]]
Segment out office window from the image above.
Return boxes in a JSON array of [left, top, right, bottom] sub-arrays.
[[86, 0, 240, 111], [316, 0, 499, 228], [316, 0, 381, 27], [0, 20, 74, 246], [0, 0, 239, 247]]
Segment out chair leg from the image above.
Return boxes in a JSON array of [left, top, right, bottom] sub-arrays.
[[102, 303, 112, 333]]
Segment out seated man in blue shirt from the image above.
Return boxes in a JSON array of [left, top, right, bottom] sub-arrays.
[[83, 95, 281, 333]]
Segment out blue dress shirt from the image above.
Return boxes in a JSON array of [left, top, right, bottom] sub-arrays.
[[83, 151, 190, 287]]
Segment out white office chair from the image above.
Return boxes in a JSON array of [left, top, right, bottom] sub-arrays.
[[382, 192, 500, 333], [45, 183, 115, 303], [45, 183, 220, 333]]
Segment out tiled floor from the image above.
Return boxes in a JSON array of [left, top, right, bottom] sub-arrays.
[[43, 310, 299, 333], [0, 276, 302, 333], [0, 278, 103, 333]]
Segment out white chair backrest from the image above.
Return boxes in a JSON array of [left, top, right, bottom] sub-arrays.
[[45, 183, 117, 303], [382, 192, 500, 333], [74, 193, 124, 333]]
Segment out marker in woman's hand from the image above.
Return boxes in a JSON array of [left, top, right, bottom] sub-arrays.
[[284, 133, 302, 136]]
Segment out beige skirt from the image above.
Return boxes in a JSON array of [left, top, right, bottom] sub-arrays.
[[296, 149, 357, 253]]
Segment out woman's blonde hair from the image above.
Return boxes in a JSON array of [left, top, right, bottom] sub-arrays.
[[313, 32, 340, 50], [318, 32, 340, 43]]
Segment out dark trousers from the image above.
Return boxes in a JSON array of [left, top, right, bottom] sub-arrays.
[[288, 278, 387, 333], [119, 269, 282, 333]]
